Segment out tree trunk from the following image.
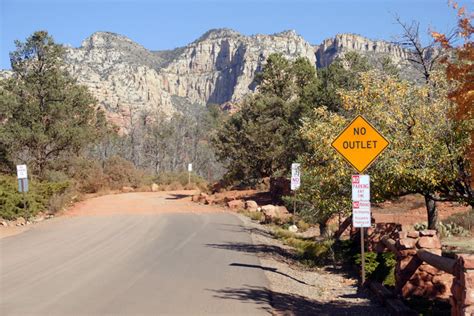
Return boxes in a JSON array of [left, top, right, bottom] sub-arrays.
[[319, 221, 329, 237], [425, 194, 439, 230]]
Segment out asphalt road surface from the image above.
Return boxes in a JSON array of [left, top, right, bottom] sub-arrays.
[[0, 192, 271, 315]]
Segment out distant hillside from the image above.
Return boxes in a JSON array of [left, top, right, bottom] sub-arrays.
[[2, 29, 420, 125]]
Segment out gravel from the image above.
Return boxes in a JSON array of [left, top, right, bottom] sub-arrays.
[[235, 213, 390, 315]]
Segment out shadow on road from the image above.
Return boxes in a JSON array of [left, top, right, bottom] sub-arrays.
[[165, 194, 192, 200], [229, 263, 312, 286], [209, 285, 388, 316], [206, 242, 296, 262], [216, 223, 275, 239]]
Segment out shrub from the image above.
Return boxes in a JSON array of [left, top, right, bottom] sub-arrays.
[[353, 251, 396, 286], [154, 171, 208, 191], [0, 175, 70, 220], [354, 252, 379, 278], [297, 219, 311, 232], [167, 181, 183, 191], [299, 239, 335, 266], [374, 252, 396, 287], [239, 210, 264, 222], [68, 158, 106, 193], [47, 186, 77, 213], [103, 156, 147, 189], [273, 227, 335, 266]]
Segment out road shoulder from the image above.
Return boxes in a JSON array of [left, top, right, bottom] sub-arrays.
[[235, 212, 390, 315]]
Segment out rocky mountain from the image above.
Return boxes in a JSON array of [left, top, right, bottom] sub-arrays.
[[3, 29, 418, 121], [314, 33, 410, 68], [63, 29, 317, 121]]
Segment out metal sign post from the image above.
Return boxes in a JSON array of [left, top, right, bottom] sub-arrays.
[[331, 116, 389, 286]]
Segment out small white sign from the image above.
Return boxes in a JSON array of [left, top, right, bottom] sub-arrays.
[[352, 175, 370, 201], [352, 201, 371, 228], [16, 165, 28, 179], [291, 163, 301, 191], [188, 163, 192, 172]]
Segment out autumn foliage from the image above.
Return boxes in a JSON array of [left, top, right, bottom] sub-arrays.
[[432, 1, 473, 186], [431, 1, 473, 120]]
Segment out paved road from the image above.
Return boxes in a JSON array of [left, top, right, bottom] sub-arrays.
[[0, 193, 271, 315]]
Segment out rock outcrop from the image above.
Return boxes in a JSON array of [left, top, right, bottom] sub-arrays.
[[3, 29, 420, 123], [315, 33, 410, 68], [64, 29, 316, 119]]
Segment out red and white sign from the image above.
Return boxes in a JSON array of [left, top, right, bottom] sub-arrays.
[[352, 175, 370, 201], [291, 163, 301, 190], [352, 201, 371, 228], [352, 175, 371, 228]]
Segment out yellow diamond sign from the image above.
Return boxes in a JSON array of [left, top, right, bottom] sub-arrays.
[[331, 115, 389, 173]]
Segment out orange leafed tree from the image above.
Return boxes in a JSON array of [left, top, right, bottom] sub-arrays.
[[431, 1, 473, 120], [432, 1, 473, 187]]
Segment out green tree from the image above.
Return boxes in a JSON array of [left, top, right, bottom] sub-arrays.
[[254, 53, 294, 100], [214, 54, 318, 184], [0, 31, 107, 177], [214, 95, 300, 183], [315, 51, 372, 111]]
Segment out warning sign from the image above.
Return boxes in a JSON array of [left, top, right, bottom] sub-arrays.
[[331, 115, 389, 173]]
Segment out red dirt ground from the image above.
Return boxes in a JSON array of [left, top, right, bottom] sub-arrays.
[[372, 194, 470, 227], [62, 190, 222, 217], [208, 189, 471, 228]]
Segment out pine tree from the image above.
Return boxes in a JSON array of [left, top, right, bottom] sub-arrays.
[[0, 31, 107, 177]]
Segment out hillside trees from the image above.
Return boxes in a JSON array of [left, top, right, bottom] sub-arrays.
[[142, 103, 225, 180], [90, 101, 226, 182], [0, 31, 107, 178]]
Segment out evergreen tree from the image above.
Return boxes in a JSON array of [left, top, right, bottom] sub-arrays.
[[214, 54, 318, 184], [0, 31, 107, 177]]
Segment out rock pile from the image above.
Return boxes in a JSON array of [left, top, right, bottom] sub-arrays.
[[451, 254, 474, 316], [394, 230, 453, 300], [191, 192, 291, 223]]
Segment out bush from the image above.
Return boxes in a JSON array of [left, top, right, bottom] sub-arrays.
[[103, 156, 147, 189], [297, 219, 311, 232], [0, 175, 70, 220], [353, 251, 396, 286], [47, 186, 77, 213], [273, 227, 335, 266], [153, 171, 207, 190], [373, 252, 396, 287], [354, 252, 379, 278], [239, 210, 264, 222], [166, 181, 183, 191], [299, 239, 335, 266], [68, 158, 106, 193], [154, 171, 208, 191]]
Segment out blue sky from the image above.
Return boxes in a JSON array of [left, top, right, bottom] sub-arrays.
[[1, 0, 472, 69]]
